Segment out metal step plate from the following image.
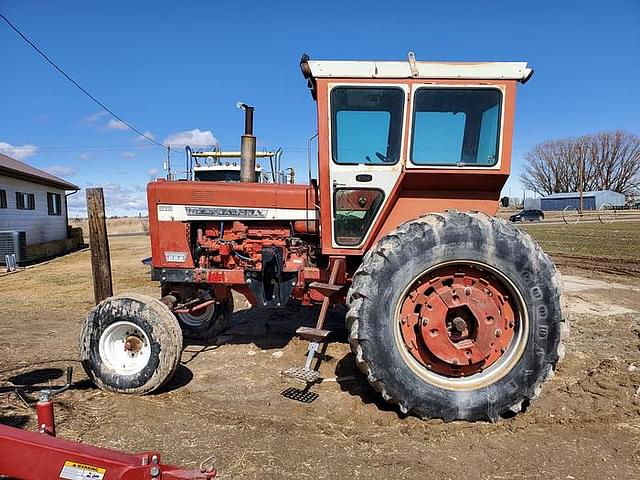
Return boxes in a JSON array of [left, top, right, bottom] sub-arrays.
[[295, 326, 331, 342], [281, 387, 319, 403], [281, 366, 322, 384]]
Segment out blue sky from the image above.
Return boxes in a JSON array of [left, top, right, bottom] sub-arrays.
[[1, 0, 638, 215]]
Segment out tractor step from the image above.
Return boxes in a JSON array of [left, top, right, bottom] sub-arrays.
[[281, 366, 323, 384], [296, 326, 331, 342], [282, 339, 323, 384], [309, 281, 342, 297]]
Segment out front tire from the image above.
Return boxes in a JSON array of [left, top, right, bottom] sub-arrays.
[[176, 296, 234, 341], [79, 293, 183, 394], [347, 211, 567, 421]]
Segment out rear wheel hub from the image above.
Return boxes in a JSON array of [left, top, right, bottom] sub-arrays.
[[399, 265, 517, 377]]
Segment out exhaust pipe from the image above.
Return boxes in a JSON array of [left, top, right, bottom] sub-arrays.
[[238, 103, 256, 183]]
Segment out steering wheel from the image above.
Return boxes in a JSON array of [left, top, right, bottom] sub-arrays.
[[375, 151, 391, 163]]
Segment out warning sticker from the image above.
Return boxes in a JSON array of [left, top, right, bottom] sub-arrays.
[[59, 461, 106, 480]]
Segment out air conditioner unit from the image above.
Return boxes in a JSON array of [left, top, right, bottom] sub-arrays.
[[0, 231, 27, 265]]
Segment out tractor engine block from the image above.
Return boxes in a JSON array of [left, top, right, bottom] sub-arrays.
[[188, 220, 321, 307], [193, 220, 317, 271]]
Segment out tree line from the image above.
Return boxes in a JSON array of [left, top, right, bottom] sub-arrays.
[[520, 130, 640, 196]]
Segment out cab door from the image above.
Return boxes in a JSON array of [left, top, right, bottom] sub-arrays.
[[327, 84, 407, 249]]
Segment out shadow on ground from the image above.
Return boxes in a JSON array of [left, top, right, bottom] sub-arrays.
[[1, 367, 95, 398], [184, 303, 350, 350], [334, 352, 401, 415], [155, 364, 194, 394]]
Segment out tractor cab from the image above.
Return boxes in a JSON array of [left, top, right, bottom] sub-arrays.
[[186, 146, 292, 183], [192, 159, 265, 183], [300, 52, 533, 254]]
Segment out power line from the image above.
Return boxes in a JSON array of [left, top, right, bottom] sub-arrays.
[[4, 144, 158, 151], [4, 143, 310, 152], [0, 13, 169, 152]]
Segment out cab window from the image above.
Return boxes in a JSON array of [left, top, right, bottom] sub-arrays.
[[333, 188, 384, 246], [411, 88, 502, 166], [331, 87, 404, 165]]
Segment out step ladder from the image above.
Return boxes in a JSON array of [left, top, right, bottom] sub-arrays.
[[282, 259, 343, 384]]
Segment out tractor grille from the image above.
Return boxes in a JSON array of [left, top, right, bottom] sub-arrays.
[[0, 231, 27, 264], [191, 190, 211, 203]]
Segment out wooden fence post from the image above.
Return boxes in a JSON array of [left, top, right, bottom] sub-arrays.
[[86, 188, 113, 304]]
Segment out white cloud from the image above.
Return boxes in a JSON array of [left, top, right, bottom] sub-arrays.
[[148, 168, 160, 180], [83, 111, 108, 123], [67, 182, 148, 217], [121, 151, 136, 158], [44, 165, 79, 177], [107, 119, 128, 130], [134, 131, 156, 142], [79, 152, 91, 160], [0, 142, 38, 160], [67, 193, 86, 218], [163, 129, 218, 148]]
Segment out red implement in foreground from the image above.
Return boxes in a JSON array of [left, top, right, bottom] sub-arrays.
[[0, 425, 216, 480], [0, 368, 216, 480]]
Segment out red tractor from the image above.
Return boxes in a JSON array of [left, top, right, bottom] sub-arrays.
[[79, 53, 567, 421]]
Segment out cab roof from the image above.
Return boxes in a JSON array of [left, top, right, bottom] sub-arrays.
[[300, 52, 533, 98]]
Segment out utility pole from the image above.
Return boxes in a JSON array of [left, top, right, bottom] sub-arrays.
[[578, 155, 584, 213], [166, 146, 172, 181], [86, 188, 113, 304]]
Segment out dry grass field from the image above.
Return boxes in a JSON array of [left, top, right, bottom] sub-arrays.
[[522, 221, 640, 261], [1, 222, 639, 478], [71, 216, 149, 237]]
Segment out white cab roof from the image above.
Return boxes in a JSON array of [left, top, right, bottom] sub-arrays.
[[302, 53, 533, 83]]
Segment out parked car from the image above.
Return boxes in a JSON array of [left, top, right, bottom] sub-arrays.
[[509, 209, 544, 222]]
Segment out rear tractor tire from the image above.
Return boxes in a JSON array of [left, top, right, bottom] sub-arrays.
[[347, 211, 568, 421], [79, 293, 183, 394]]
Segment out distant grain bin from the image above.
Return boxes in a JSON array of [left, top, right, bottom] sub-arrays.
[[540, 190, 625, 211]]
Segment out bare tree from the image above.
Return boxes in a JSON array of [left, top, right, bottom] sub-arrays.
[[520, 130, 640, 195]]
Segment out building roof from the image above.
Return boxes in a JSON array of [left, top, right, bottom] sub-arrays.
[[543, 190, 623, 199], [300, 53, 533, 82], [0, 153, 79, 191]]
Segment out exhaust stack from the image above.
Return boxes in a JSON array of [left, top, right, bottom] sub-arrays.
[[238, 103, 256, 183]]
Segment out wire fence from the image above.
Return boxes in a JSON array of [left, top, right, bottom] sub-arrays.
[[561, 203, 640, 225]]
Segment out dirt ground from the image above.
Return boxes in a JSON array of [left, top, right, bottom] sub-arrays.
[[1, 234, 639, 479]]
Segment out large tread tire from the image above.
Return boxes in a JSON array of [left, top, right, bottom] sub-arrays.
[[347, 210, 568, 421], [177, 296, 234, 341], [79, 293, 183, 394]]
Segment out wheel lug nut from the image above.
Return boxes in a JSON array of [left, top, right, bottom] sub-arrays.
[[422, 318, 428, 327], [464, 287, 471, 296], [495, 328, 502, 337]]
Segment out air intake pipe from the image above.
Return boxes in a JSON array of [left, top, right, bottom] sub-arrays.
[[238, 103, 256, 183]]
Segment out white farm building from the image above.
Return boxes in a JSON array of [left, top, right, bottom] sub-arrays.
[[0, 153, 81, 263]]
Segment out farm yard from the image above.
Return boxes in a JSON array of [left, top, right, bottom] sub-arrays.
[[0, 220, 638, 479], [2, 1, 639, 478]]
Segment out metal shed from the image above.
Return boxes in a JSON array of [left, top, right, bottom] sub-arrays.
[[540, 190, 625, 211]]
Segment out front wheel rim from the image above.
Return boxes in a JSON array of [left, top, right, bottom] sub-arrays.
[[99, 321, 152, 375], [394, 261, 529, 390]]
